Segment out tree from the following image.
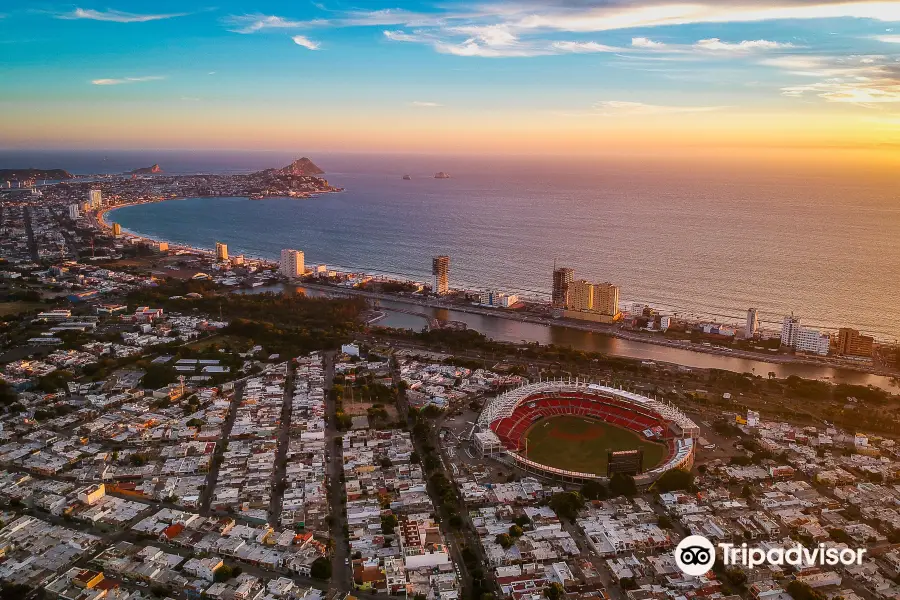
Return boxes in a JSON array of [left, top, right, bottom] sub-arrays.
[[657, 514, 673, 529], [140, 364, 178, 389], [311, 556, 332, 580], [187, 418, 205, 428], [724, 567, 747, 587], [213, 564, 233, 582], [609, 472, 637, 497], [653, 469, 694, 492], [495, 533, 513, 549], [508, 525, 524, 538], [786, 580, 826, 600], [580, 480, 607, 501], [544, 582, 565, 600], [548, 492, 584, 521], [381, 513, 399, 535]]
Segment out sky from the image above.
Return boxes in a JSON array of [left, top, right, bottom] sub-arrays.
[[1, 1, 900, 161]]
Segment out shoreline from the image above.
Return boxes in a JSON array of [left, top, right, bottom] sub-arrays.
[[98, 196, 899, 381], [295, 282, 900, 380]]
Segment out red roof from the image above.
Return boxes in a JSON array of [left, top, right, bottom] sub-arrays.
[[162, 524, 184, 539]]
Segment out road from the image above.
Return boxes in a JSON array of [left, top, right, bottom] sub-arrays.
[[268, 362, 295, 526], [323, 351, 352, 592], [23, 206, 39, 262], [198, 381, 244, 515]]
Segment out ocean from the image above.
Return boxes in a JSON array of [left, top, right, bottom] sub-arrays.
[[4, 149, 899, 339]]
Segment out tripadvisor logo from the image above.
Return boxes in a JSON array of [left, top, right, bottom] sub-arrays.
[[674, 535, 866, 576]]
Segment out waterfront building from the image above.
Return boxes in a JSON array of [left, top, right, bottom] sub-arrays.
[[781, 315, 830, 355], [432, 255, 450, 295], [836, 328, 874, 357], [660, 315, 671, 331], [157, 242, 169, 252], [215, 242, 228, 261], [780, 315, 802, 347], [592, 282, 619, 316], [564, 279, 621, 323], [68, 204, 80, 220], [552, 267, 574, 307], [478, 291, 518, 308], [233, 255, 245, 265], [745, 308, 759, 339], [88, 189, 102, 209], [112, 223, 122, 237], [279, 249, 305, 278]]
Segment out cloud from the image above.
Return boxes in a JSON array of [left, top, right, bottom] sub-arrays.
[[694, 38, 794, 52], [410, 101, 443, 107], [292, 35, 321, 50], [552, 41, 622, 53], [447, 24, 518, 46], [875, 35, 900, 43], [508, 1, 900, 33], [383, 30, 431, 43], [764, 54, 900, 104], [61, 8, 187, 22], [433, 39, 554, 57], [225, 14, 322, 34], [591, 100, 725, 115], [91, 76, 164, 85], [632, 37, 666, 48]]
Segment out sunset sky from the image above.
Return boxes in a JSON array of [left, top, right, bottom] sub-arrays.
[[2, 1, 900, 159]]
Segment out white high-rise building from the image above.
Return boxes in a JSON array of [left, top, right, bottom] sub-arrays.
[[68, 204, 80, 220], [781, 314, 830, 355], [794, 328, 830, 355], [780, 315, 802, 347], [279, 249, 305, 278], [88, 189, 102, 209], [745, 308, 759, 339]]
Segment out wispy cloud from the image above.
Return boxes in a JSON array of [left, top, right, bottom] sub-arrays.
[[632, 37, 666, 49], [694, 38, 795, 52], [875, 35, 900, 43], [410, 101, 443, 107], [552, 41, 622, 53], [292, 35, 321, 50], [591, 100, 725, 115], [61, 8, 188, 23], [91, 76, 164, 85], [765, 54, 900, 104], [225, 14, 323, 34]]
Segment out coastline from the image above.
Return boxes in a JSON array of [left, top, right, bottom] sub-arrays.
[[99, 196, 899, 381]]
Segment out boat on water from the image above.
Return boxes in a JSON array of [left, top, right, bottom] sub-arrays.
[[250, 281, 265, 287], [434, 172, 451, 179], [402, 174, 412, 180], [249, 193, 266, 200]]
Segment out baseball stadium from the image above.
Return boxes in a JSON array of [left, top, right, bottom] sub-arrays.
[[474, 380, 699, 484]]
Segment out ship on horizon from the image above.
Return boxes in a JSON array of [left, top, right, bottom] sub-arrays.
[[402, 174, 412, 180], [434, 172, 450, 179]]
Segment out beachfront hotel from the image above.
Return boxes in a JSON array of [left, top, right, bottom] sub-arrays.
[[279, 249, 305, 279], [215, 242, 228, 262], [432, 255, 450, 295]]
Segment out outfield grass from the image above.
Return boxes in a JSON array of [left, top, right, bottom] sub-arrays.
[[522, 415, 666, 476]]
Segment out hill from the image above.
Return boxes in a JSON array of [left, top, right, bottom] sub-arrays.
[[130, 164, 162, 175], [0, 168, 74, 181], [272, 157, 325, 176]]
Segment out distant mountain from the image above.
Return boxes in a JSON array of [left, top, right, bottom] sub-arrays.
[[130, 164, 162, 175], [273, 157, 325, 176], [0, 168, 74, 181]]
